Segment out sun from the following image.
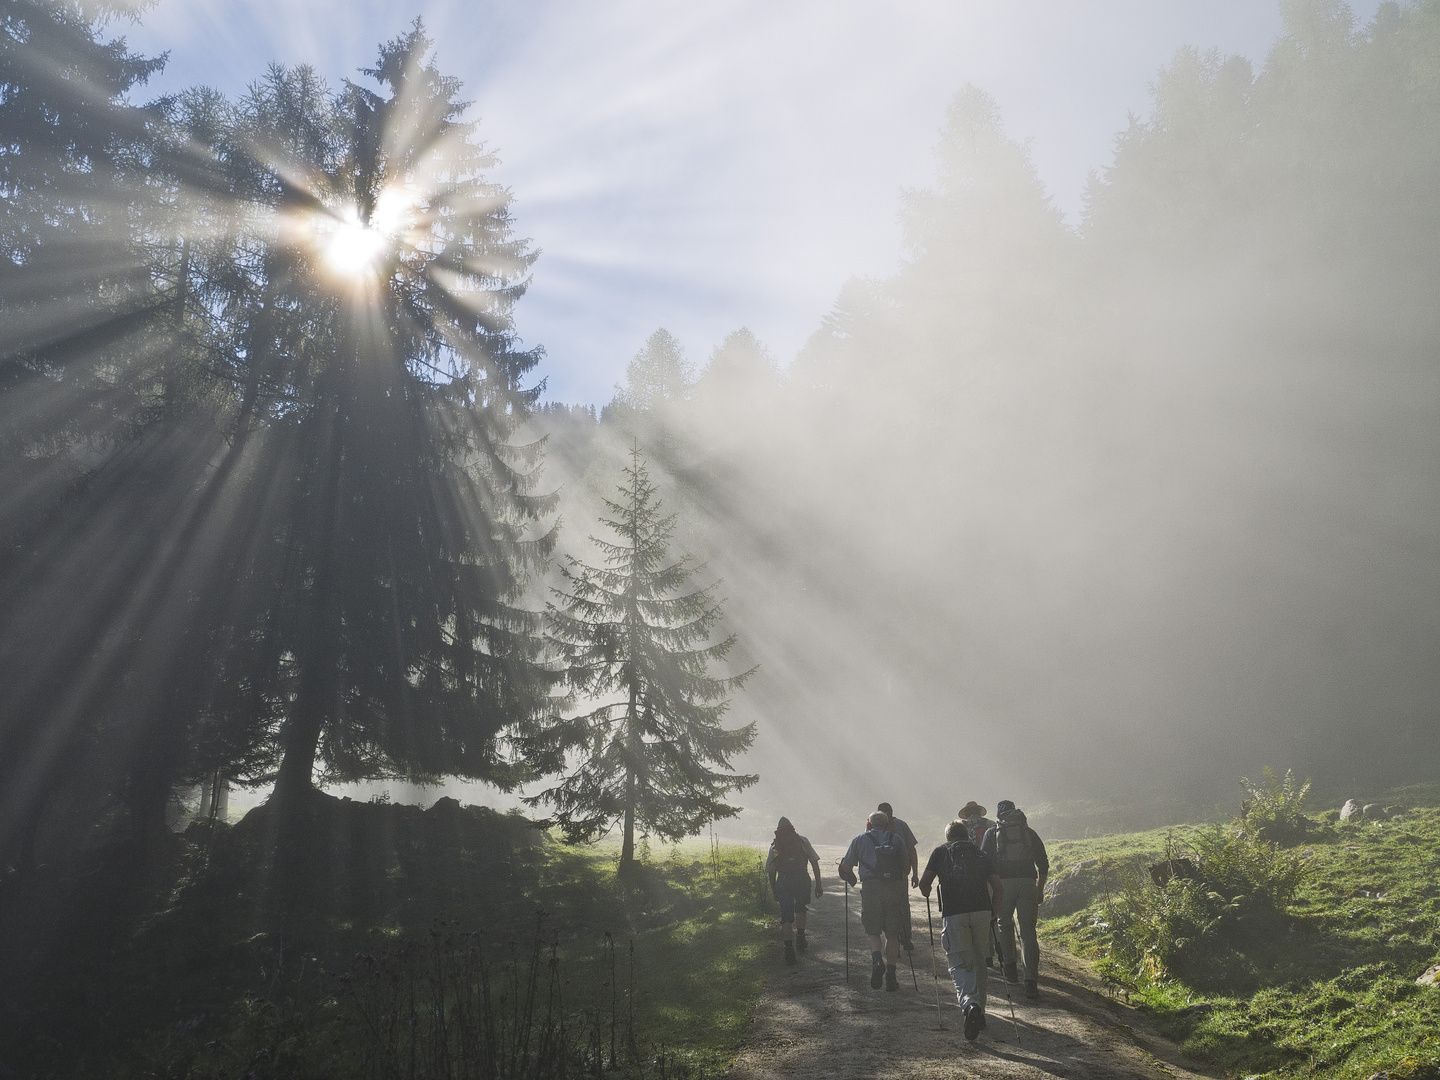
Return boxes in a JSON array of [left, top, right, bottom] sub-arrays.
[[312, 187, 422, 279], [322, 215, 387, 276]]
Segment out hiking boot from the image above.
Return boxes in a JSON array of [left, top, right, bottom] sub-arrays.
[[784, 942, 797, 966], [962, 1002, 982, 1042], [1003, 962, 1019, 983], [1024, 979, 1039, 1000], [870, 955, 885, 989], [884, 965, 899, 992], [795, 929, 807, 953]]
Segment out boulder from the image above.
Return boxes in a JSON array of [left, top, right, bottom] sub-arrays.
[[1340, 799, 1363, 822], [1417, 964, 1440, 988], [1363, 803, 1386, 820], [1043, 858, 1103, 915]]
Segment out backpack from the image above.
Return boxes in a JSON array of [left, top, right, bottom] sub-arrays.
[[937, 841, 984, 895], [995, 812, 1033, 863], [870, 831, 908, 881], [773, 827, 807, 872]]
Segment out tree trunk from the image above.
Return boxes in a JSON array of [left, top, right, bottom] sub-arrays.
[[618, 681, 639, 874], [620, 802, 635, 871], [273, 387, 345, 809]]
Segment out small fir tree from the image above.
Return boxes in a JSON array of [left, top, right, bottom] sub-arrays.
[[535, 444, 756, 872]]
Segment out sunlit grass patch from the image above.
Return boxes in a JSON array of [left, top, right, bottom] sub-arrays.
[[1041, 800, 1440, 1079]]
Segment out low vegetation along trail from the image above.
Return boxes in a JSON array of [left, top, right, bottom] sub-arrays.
[[728, 845, 1206, 1080]]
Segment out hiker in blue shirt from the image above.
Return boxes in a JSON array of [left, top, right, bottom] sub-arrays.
[[979, 799, 1049, 999], [920, 820, 1004, 1041], [838, 811, 912, 991], [876, 802, 920, 888]]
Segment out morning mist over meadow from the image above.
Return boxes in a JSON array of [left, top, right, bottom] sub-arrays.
[[3, 2, 1438, 1077]]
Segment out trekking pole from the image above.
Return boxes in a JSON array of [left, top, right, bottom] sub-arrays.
[[841, 864, 850, 985], [906, 930, 919, 992], [925, 892, 945, 1028], [990, 917, 1021, 1047]]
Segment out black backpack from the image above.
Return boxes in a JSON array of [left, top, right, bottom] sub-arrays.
[[774, 828, 807, 872], [937, 841, 985, 894], [870, 831, 908, 881]]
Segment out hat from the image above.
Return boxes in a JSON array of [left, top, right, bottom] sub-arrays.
[[996, 799, 1016, 816], [959, 801, 986, 819], [777, 816, 794, 830]]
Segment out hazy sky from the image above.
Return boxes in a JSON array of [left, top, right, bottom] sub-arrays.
[[127, 0, 1384, 404]]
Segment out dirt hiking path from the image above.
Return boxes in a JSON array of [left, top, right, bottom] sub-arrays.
[[727, 845, 1212, 1080]]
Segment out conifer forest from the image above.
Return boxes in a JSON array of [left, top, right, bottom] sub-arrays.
[[2, 2, 1438, 1078]]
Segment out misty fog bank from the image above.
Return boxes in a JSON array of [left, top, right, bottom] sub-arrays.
[[531, 2, 1440, 841]]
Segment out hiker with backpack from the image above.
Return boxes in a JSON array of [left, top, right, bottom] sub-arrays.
[[838, 811, 912, 991], [979, 800, 1049, 1000], [876, 801, 921, 956], [875, 802, 921, 888], [958, 801, 994, 846], [919, 820, 1005, 1041], [766, 817, 824, 965]]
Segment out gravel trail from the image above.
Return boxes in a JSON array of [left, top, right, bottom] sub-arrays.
[[727, 845, 1213, 1080]]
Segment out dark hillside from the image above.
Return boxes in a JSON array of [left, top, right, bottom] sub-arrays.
[[0, 793, 770, 1078]]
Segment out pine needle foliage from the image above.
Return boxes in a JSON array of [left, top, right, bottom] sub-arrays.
[[533, 444, 756, 871]]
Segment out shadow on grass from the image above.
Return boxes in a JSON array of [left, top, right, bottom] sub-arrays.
[[0, 791, 772, 1079]]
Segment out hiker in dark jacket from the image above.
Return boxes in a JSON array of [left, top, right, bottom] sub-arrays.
[[979, 799, 1049, 999], [920, 820, 1004, 1041], [839, 811, 911, 991], [958, 801, 994, 846], [765, 817, 823, 965]]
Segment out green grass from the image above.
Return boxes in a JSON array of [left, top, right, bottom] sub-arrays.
[[0, 796, 772, 1078], [1041, 800, 1440, 1079]]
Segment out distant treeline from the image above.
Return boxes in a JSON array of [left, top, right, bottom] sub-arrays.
[[3, 1, 1437, 871], [528, 1, 1440, 831]]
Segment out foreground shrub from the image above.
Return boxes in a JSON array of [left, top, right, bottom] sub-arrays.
[[1239, 767, 1313, 845], [1101, 816, 1313, 989]]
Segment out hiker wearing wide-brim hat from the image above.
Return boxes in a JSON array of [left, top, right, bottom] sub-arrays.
[[766, 817, 823, 966], [979, 800, 1050, 1000], [958, 802, 994, 846]]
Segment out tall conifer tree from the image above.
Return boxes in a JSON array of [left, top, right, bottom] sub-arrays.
[[535, 445, 756, 872]]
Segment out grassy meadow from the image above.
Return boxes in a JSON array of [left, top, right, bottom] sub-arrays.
[[1042, 784, 1440, 1080]]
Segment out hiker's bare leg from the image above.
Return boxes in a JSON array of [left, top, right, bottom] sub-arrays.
[[795, 909, 808, 933], [883, 932, 900, 965], [867, 933, 883, 953], [782, 919, 794, 943]]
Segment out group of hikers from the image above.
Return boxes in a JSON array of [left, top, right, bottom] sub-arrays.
[[765, 800, 1049, 1042]]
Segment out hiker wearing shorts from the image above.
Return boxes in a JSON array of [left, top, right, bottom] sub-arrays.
[[839, 811, 912, 991], [877, 801, 920, 953], [979, 799, 1049, 999], [920, 820, 1004, 1041], [876, 802, 921, 888], [766, 817, 823, 965]]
